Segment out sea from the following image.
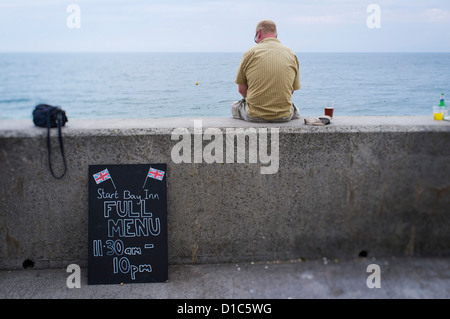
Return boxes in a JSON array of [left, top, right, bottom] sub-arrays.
[[0, 52, 449, 120]]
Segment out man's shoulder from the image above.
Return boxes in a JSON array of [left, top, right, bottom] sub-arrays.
[[241, 40, 298, 60], [242, 45, 258, 56], [271, 40, 296, 55], [239, 46, 258, 64], [274, 42, 298, 61], [259, 39, 296, 55]]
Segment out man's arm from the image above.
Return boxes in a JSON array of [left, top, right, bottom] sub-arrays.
[[238, 84, 248, 98]]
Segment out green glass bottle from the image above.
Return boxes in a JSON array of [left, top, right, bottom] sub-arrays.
[[439, 93, 445, 107]]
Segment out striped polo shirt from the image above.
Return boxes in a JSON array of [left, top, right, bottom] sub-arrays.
[[235, 38, 300, 120]]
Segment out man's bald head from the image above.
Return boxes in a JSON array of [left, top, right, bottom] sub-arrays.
[[256, 20, 278, 37]]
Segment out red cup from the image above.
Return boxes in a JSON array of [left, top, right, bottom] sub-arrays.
[[325, 106, 334, 118]]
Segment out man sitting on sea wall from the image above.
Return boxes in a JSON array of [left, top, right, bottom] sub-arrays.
[[232, 20, 301, 123]]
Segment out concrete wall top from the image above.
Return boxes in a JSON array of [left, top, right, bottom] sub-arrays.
[[1, 116, 450, 138]]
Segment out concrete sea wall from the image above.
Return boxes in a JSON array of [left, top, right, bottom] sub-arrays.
[[1, 116, 449, 270]]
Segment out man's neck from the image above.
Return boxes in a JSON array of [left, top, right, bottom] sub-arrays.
[[259, 34, 277, 42]]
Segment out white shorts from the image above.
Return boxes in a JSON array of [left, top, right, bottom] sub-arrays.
[[231, 99, 300, 123]]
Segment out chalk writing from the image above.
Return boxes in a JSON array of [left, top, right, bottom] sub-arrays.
[[113, 256, 152, 280], [107, 218, 160, 237], [103, 200, 153, 218]]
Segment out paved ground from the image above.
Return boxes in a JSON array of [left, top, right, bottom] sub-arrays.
[[0, 256, 449, 299]]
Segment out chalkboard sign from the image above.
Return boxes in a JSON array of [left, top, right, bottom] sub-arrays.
[[88, 164, 167, 285]]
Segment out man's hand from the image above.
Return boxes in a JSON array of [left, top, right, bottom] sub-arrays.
[[238, 84, 248, 98]]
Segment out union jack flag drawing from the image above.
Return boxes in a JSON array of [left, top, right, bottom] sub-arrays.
[[147, 167, 165, 181], [93, 168, 116, 189]]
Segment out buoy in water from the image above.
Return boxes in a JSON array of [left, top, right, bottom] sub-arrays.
[[196, 81, 199, 85]]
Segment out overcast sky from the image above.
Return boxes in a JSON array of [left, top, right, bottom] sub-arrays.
[[0, 0, 449, 52]]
